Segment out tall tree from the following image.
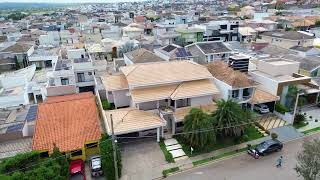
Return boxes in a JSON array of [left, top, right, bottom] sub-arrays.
[[286, 85, 307, 111], [212, 99, 250, 137], [183, 108, 216, 149], [295, 139, 320, 180]]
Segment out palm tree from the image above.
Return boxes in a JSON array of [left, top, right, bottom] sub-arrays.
[[286, 85, 307, 112], [183, 108, 216, 149], [212, 99, 250, 137]]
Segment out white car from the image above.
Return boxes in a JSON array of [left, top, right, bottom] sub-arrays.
[[89, 156, 103, 177], [254, 104, 270, 114]]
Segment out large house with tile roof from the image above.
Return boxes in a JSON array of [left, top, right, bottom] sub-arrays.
[[32, 92, 101, 160], [101, 60, 220, 138]]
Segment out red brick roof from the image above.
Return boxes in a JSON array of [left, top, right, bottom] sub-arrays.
[[32, 92, 101, 152]]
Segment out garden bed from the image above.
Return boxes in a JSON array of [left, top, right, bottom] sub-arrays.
[[159, 139, 175, 163], [175, 126, 263, 157]]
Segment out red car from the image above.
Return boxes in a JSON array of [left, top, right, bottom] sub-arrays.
[[70, 159, 86, 180]]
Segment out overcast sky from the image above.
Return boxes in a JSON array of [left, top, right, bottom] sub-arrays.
[[0, 0, 140, 3]]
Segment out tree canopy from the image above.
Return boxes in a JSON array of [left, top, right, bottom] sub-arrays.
[[295, 139, 320, 180], [183, 108, 216, 149], [0, 145, 69, 180], [212, 99, 251, 137]]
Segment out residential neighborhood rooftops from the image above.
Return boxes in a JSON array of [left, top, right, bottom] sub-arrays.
[[32, 92, 101, 152], [104, 108, 166, 135], [207, 61, 257, 88], [124, 48, 165, 64], [120, 61, 213, 88]]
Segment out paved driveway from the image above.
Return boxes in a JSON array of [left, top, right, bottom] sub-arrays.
[[270, 126, 303, 142], [120, 138, 167, 180]]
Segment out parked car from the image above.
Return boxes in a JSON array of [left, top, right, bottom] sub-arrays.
[[89, 156, 103, 177], [255, 139, 283, 156], [70, 159, 86, 180], [254, 104, 270, 114]]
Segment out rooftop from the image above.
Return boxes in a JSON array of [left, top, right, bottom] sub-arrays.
[[121, 61, 213, 88], [1, 43, 33, 54], [260, 31, 315, 40], [195, 42, 232, 54], [102, 74, 129, 91], [32, 92, 101, 152], [124, 48, 165, 64], [207, 61, 257, 88]]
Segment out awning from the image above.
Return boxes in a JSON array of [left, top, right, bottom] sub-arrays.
[[104, 108, 166, 135], [250, 89, 280, 105]]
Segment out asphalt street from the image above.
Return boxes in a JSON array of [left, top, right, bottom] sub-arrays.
[[166, 133, 320, 180]]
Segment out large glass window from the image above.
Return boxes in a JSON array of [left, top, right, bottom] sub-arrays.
[[77, 73, 85, 82], [61, 78, 69, 85], [232, 90, 239, 98]]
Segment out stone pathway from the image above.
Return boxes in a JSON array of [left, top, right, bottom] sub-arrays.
[[164, 138, 188, 161]]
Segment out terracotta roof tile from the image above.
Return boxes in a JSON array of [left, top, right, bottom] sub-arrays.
[[32, 92, 101, 152]]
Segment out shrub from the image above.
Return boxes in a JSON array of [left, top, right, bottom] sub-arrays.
[[294, 113, 306, 124], [101, 100, 115, 110], [275, 103, 289, 114], [315, 119, 318, 122], [159, 139, 174, 163], [309, 116, 313, 119], [100, 134, 122, 180], [271, 132, 278, 140]]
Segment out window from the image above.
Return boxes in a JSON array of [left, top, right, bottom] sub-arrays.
[[71, 149, 82, 157], [61, 78, 69, 85], [88, 72, 92, 75], [77, 73, 85, 82], [232, 90, 239, 98], [85, 142, 98, 149], [40, 151, 49, 158]]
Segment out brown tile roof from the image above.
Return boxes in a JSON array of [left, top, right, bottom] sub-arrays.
[[32, 92, 101, 153], [1, 43, 33, 54], [124, 48, 165, 64], [104, 108, 166, 135], [207, 61, 258, 88], [174, 102, 217, 122], [121, 61, 213, 88], [130, 79, 219, 103], [250, 89, 279, 104], [102, 74, 129, 91]]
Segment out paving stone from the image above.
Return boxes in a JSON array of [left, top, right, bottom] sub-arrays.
[[170, 149, 186, 158], [166, 144, 182, 151], [164, 138, 178, 146], [174, 156, 189, 162]]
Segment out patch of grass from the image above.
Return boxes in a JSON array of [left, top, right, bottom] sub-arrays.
[[192, 147, 247, 166], [175, 126, 263, 157], [159, 139, 175, 163], [303, 127, 320, 135], [162, 167, 179, 177], [293, 121, 308, 129]]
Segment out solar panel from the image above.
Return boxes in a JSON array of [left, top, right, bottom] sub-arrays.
[[26, 105, 38, 122], [6, 123, 24, 133], [176, 48, 192, 58]]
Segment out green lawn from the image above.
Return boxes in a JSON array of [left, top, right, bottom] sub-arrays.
[[159, 139, 175, 163], [303, 127, 320, 135], [175, 126, 263, 157]]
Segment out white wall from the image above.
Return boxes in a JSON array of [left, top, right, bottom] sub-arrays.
[[212, 78, 232, 100], [123, 54, 134, 65], [190, 95, 213, 106], [113, 89, 130, 108], [67, 49, 86, 59], [249, 71, 279, 95], [0, 93, 29, 108], [257, 60, 299, 76]]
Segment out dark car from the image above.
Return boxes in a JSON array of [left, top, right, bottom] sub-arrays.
[[89, 156, 103, 177], [255, 139, 283, 155]]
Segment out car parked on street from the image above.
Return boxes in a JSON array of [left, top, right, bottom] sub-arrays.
[[254, 104, 270, 114], [89, 156, 103, 177], [255, 139, 283, 156], [70, 159, 86, 180]]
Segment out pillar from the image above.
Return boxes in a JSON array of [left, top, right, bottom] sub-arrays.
[[33, 93, 37, 103], [157, 127, 160, 142], [161, 127, 164, 138], [171, 119, 176, 135]]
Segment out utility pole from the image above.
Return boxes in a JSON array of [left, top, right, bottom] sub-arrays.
[[110, 115, 119, 180]]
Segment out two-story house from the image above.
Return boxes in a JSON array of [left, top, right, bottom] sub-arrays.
[[186, 41, 234, 64], [101, 61, 220, 138]]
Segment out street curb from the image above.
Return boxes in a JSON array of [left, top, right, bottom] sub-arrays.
[[158, 131, 320, 179]]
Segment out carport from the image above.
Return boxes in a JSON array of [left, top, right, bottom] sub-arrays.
[[104, 108, 167, 142], [249, 89, 280, 112]]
